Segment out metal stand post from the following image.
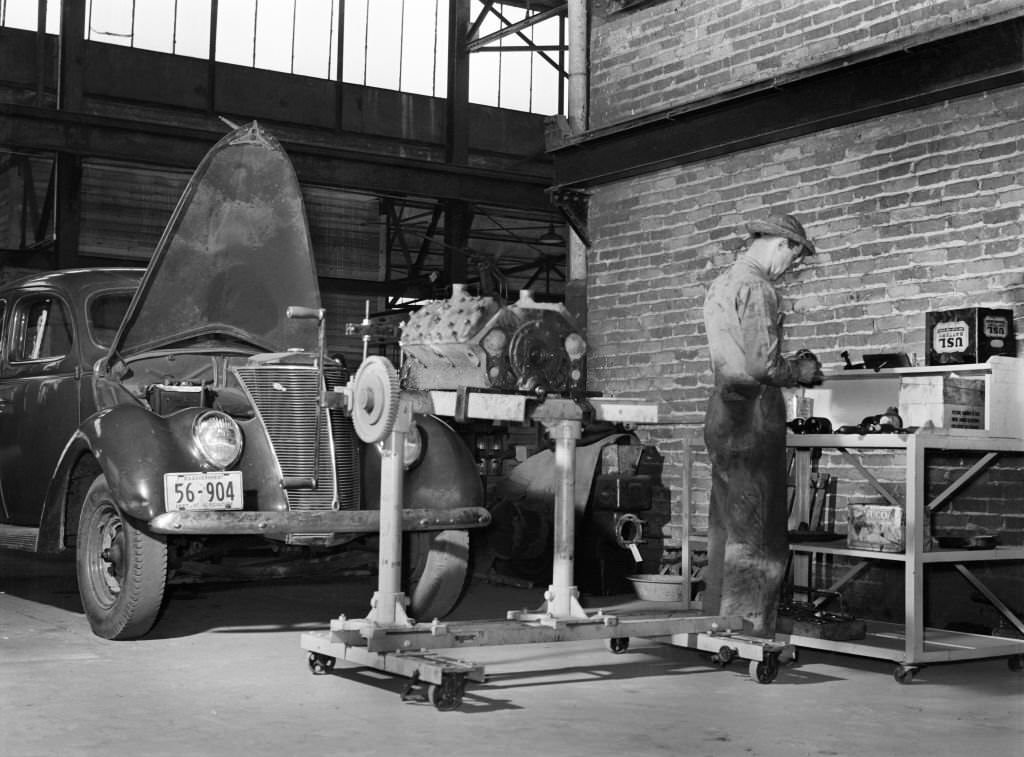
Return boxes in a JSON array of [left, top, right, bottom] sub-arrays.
[[516, 418, 589, 621], [365, 401, 413, 627]]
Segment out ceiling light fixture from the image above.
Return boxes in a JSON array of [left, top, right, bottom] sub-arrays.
[[538, 222, 565, 246]]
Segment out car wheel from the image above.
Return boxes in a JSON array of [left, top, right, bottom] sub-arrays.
[[76, 474, 167, 640], [405, 529, 469, 621]]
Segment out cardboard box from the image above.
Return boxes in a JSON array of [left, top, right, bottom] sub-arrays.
[[926, 307, 1016, 366], [898, 375, 985, 430], [847, 504, 904, 553]]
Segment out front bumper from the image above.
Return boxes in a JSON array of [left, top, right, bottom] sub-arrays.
[[148, 506, 491, 536]]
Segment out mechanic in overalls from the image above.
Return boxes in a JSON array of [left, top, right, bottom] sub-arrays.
[[701, 213, 822, 637]]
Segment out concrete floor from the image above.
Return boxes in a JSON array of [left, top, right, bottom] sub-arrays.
[[2, 549, 1022, 757]]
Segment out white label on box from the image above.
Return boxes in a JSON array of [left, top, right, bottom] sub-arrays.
[[982, 315, 1009, 339], [932, 321, 969, 353]]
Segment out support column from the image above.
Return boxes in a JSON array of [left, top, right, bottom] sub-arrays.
[[367, 401, 413, 627], [543, 418, 586, 618]]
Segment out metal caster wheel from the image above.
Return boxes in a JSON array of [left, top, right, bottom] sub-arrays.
[[749, 655, 779, 684], [894, 665, 918, 684], [428, 673, 466, 711], [308, 652, 336, 675], [711, 645, 737, 667], [1008, 655, 1023, 672], [607, 637, 630, 655]]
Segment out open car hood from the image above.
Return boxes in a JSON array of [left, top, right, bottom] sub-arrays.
[[110, 122, 322, 360]]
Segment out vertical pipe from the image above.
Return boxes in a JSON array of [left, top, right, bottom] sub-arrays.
[[680, 436, 693, 607], [446, 0, 470, 165], [334, 0, 344, 129], [791, 448, 812, 601], [565, 0, 588, 291], [34, 0, 46, 105], [566, 0, 587, 134], [548, 419, 581, 616], [290, 0, 297, 74], [251, 0, 259, 67], [906, 436, 925, 662], [207, 0, 218, 114]]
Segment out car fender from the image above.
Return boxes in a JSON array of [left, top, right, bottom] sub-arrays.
[[362, 414, 483, 512], [65, 403, 214, 523]]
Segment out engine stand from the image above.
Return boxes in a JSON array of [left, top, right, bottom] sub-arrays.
[[301, 381, 795, 709]]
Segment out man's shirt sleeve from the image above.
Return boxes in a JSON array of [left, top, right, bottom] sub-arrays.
[[735, 278, 799, 387]]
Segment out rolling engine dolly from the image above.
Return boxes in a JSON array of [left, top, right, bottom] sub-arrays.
[[302, 355, 793, 710]]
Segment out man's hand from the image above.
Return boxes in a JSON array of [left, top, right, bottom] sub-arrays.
[[793, 348, 824, 386]]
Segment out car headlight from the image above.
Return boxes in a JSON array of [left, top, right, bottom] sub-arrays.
[[193, 411, 243, 468], [378, 420, 424, 470]]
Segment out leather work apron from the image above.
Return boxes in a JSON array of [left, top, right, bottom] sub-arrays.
[[701, 383, 789, 637]]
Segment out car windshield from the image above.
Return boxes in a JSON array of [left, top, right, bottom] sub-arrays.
[[89, 292, 134, 347]]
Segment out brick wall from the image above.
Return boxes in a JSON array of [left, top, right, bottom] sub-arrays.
[[583, 86, 1024, 622], [589, 0, 1024, 128]]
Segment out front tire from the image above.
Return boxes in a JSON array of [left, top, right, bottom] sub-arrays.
[[405, 529, 469, 621], [76, 475, 167, 640]]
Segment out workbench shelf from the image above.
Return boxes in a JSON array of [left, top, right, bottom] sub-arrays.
[[781, 428, 1024, 682]]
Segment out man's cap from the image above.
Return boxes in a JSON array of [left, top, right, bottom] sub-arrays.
[[746, 213, 816, 255]]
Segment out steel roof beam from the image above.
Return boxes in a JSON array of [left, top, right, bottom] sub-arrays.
[[551, 14, 1024, 189], [0, 104, 553, 211]]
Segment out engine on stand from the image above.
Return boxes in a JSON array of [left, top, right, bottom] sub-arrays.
[[399, 285, 669, 595], [400, 284, 586, 395]]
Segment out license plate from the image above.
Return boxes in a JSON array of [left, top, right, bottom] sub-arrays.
[[164, 471, 243, 511]]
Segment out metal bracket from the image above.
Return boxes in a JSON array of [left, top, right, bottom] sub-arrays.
[[548, 187, 590, 248]]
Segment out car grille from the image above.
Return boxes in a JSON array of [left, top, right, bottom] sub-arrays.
[[233, 363, 359, 512]]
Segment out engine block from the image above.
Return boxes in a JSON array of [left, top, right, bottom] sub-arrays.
[[400, 285, 587, 395]]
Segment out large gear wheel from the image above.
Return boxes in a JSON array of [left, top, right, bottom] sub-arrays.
[[351, 356, 400, 443]]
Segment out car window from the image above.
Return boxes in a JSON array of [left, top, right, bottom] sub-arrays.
[[11, 295, 73, 362], [88, 291, 133, 347]]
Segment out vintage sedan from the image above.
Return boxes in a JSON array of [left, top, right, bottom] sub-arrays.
[[0, 123, 486, 639]]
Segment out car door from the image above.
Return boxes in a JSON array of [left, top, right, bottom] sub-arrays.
[[0, 291, 81, 526]]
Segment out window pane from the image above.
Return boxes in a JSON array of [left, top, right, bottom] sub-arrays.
[[173, 0, 212, 59], [16, 297, 72, 361], [2, 0, 58, 32], [531, 52, 561, 115], [399, 0, 439, 96], [89, 292, 132, 346], [87, 0, 134, 46], [254, 0, 293, 73], [499, 51, 532, 112], [293, 0, 337, 79], [363, 0, 401, 90], [341, 0, 367, 84], [469, 53, 499, 108], [131, 0, 175, 52], [216, 0, 256, 66]]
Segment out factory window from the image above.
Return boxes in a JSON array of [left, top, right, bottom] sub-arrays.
[[1, 0, 564, 116], [0, 0, 59, 32]]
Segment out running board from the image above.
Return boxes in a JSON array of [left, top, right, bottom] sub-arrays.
[[0, 524, 39, 551]]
